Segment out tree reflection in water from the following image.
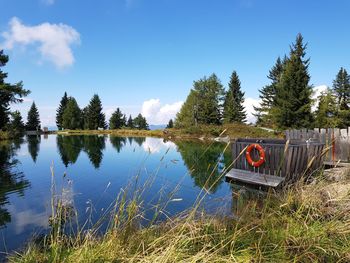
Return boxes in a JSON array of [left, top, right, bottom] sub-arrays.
[[27, 135, 41, 163], [175, 141, 232, 193], [57, 135, 84, 167], [0, 140, 30, 227], [57, 135, 107, 169], [109, 136, 127, 153]]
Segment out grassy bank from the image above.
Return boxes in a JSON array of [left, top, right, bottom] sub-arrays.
[[0, 131, 13, 141], [10, 166, 350, 262], [56, 123, 281, 140]]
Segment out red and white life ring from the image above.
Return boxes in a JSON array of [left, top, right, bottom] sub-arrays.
[[246, 143, 266, 167]]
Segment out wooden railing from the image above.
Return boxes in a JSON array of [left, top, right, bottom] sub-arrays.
[[231, 138, 325, 183], [285, 128, 350, 162]]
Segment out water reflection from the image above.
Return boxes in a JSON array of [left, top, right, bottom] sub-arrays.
[[56, 135, 232, 192], [175, 141, 231, 193], [82, 135, 106, 168], [57, 135, 84, 166], [27, 135, 41, 163], [0, 134, 242, 258], [0, 140, 30, 228], [231, 184, 266, 218], [57, 135, 107, 168], [110, 136, 127, 153]]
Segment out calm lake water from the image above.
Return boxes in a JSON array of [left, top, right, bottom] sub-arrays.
[[0, 134, 237, 257]]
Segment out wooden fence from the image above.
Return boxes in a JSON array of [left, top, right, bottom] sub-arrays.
[[285, 128, 350, 162], [231, 138, 325, 184]]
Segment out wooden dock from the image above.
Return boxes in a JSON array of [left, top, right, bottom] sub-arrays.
[[226, 138, 325, 188], [226, 168, 285, 187]]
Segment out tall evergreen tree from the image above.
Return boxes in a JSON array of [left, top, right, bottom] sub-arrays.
[[122, 114, 127, 127], [333, 67, 350, 109], [332, 67, 350, 127], [166, 119, 174, 128], [175, 90, 197, 128], [62, 97, 82, 130], [84, 94, 107, 130], [314, 89, 339, 128], [223, 71, 246, 123], [194, 74, 225, 124], [26, 102, 41, 131], [9, 111, 25, 133], [133, 113, 149, 130], [109, 108, 125, 129], [127, 115, 134, 128], [0, 50, 30, 130], [273, 34, 313, 129], [254, 57, 285, 126], [56, 92, 68, 130], [175, 74, 224, 127]]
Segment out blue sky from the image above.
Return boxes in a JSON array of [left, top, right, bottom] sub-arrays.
[[1, 0, 350, 126]]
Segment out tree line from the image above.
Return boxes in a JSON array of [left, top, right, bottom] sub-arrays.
[[0, 50, 42, 134], [56, 92, 149, 130], [175, 33, 350, 129], [175, 71, 246, 128]]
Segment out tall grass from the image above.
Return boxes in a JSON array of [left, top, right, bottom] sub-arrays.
[[9, 144, 350, 262]]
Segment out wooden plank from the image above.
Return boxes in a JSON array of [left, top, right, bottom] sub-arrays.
[[285, 130, 290, 140], [226, 168, 285, 187], [340, 128, 349, 162]]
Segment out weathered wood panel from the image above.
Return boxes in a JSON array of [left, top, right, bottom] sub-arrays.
[[226, 168, 285, 187], [285, 127, 350, 162], [229, 138, 325, 186]]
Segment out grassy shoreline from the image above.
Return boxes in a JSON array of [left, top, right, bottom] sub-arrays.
[[55, 123, 281, 140], [0, 131, 14, 141], [9, 165, 350, 262]]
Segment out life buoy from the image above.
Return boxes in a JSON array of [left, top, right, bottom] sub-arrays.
[[246, 143, 265, 167]]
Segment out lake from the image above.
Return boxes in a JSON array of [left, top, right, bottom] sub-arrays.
[[0, 134, 237, 258]]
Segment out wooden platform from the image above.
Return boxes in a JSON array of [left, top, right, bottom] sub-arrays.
[[324, 161, 350, 168], [226, 168, 285, 188]]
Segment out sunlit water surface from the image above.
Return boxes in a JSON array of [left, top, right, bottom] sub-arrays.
[[0, 134, 239, 258]]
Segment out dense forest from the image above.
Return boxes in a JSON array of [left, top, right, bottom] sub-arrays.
[[175, 34, 350, 130], [1, 33, 350, 134], [55, 93, 149, 131]]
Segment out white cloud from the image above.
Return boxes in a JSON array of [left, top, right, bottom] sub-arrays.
[[142, 137, 177, 153], [21, 97, 33, 103], [243, 97, 261, 124], [1, 17, 80, 68], [142, 99, 183, 125], [311, 85, 328, 111]]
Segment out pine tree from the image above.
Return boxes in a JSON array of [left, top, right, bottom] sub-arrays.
[[223, 71, 246, 123], [62, 97, 82, 130], [109, 108, 125, 129], [175, 90, 197, 128], [333, 67, 350, 109], [133, 113, 149, 130], [175, 74, 224, 127], [314, 89, 339, 128], [84, 94, 107, 130], [122, 114, 127, 127], [127, 115, 134, 128], [254, 57, 285, 126], [273, 34, 313, 129], [194, 74, 225, 124], [166, 119, 174, 128], [56, 92, 68, 130], [332, 67, 350, 127], [26, 102, 41, 131], [9, 110, 25, 133], [0, 50, 30, 130]]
